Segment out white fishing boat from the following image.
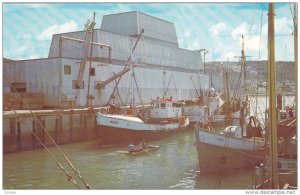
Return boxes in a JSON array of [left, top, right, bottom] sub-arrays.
[[96, 98, 189, 144], [181, 87, 241, 128], [194, 124, 267, 172], [194, 35, 268, 173]]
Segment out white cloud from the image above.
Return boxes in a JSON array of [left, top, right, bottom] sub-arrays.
[[11, 46, 28, 59], [209, 22, 228, 37], [275, 17, 293, 35], [184, 30, 191, 39], [262, 17, 294, 36], [26, 4, 49, 8], [186, 38, 200, 51], [37, 20, 78, 40], [231, 22, 250, 40], [262, 22, 268, 36], [243, 35, 264, 52]]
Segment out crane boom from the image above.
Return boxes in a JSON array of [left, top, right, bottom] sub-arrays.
[[76, 12, 96, 88]]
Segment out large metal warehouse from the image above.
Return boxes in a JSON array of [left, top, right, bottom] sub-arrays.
[[3, 11, 210, 108]]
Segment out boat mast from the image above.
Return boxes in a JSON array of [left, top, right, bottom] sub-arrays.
[[130, 43, 135, 107], [240, 35, 246, 110], [293, 3, 297, 111], [268, 3, 279, 188]]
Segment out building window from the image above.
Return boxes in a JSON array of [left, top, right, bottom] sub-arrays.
[[64, 65, 71, 75], [11, 83, 26, 92], [90, 68, 95, 76], [72, 80, 84, 89]]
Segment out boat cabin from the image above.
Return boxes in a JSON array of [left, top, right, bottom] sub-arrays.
[[278, 109, 295, 123], [223, 126, 243, 138], [150, 99, 182, 119]]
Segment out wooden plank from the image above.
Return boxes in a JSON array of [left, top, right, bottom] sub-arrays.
[[10, 97, 21, 102], [283, 183, 290, 189], [21, 98, 44, 104], [21, 103, 43, 110]]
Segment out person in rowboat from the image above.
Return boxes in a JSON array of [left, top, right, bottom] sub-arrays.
[[128, 143, 135, 153], [140, 139, 147, 149]]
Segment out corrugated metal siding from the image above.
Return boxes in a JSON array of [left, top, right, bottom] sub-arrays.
[[60, 58, 209, 106], [101, 12, 138, 36], [4, 57, 209, 107], [137, 12, 178, 47], [100, 11, 178, 47], [3, 58, 61, 106], [48, 30, 203, 72]]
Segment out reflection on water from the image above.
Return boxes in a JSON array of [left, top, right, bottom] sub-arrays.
[[3, 96, 295, 189]]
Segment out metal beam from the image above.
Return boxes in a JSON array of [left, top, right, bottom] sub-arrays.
[[59, 36, 112, 49], [96, 66, 132, 89]]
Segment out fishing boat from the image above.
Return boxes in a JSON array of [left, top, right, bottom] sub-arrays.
[[181, 87, 241, 128], [194, 35, 269, 173], [254, 157, 297, 189], [194, 124, 267, 172], [96, 98, 189, 144], [253, 4, 297, 188], [277, 117, 296, 138]]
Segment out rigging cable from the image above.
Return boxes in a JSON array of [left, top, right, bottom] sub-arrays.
[[245, 3, 258, 51], [106, 29, 144, 105], [3, 76, 91, 189], [97, 29, 125, 105], [255, 6, 264, 119], [132, 69, 144, 107]]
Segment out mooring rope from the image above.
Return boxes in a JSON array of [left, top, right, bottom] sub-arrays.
[[31, 130, 80, 189]]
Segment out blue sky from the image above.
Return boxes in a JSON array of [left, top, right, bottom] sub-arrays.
[[2, 3, 296, 62]]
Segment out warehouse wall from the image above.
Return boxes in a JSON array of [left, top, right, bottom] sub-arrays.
[[101, 11, 178, 47], [3, 58, 61, 107], [60, 58, 209, 107], [48, 29, 203, 72]]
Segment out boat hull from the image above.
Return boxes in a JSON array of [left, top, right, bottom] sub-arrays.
[[96, 113, 189, 144], [126, 145, 160, 155], [194, 127, 268, 173]]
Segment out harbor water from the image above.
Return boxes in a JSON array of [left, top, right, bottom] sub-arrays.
[[3, 96, 295, 189], [3, 129, 255, 189]]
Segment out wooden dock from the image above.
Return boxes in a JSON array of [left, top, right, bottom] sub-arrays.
[[3, 107, 103, 153]]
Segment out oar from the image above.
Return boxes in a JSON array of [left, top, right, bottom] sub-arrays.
[[140, 147, 153, 156], [116, 151, 129, 154]]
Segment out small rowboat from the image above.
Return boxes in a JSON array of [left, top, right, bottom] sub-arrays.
[[126, 145, 160, 155]]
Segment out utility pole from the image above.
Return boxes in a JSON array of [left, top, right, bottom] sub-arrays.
[[195, 49, 209, 74]]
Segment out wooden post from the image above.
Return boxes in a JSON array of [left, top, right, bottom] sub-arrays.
[[32, 119, 36, 149], [9, 118, 16, 152], [42, 120, 45, 144], [55, 115, 58, 143], [84, 114, 87, 139], [17, 121, 21, 151], [70, 111, 73, 141]]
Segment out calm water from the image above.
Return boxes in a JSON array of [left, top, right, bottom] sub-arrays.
[[3, 96, 295, 190], [3, 129, 254, 190]]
